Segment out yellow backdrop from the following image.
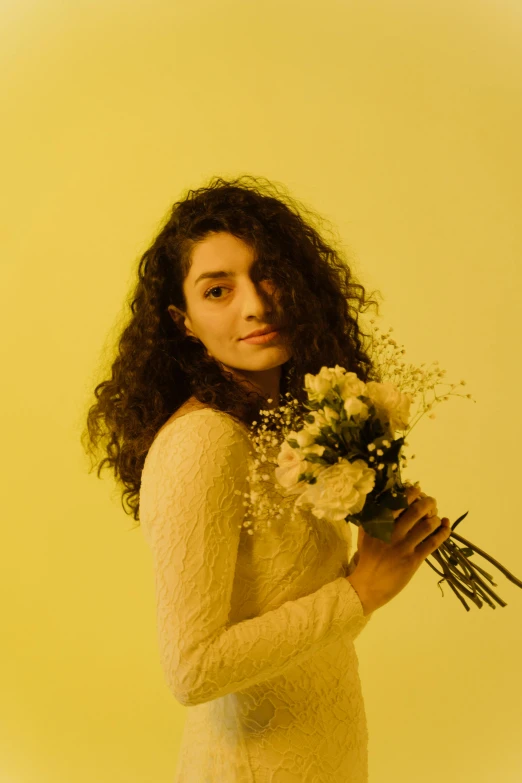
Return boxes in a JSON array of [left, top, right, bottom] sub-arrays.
[[1, 1, 521, 781]]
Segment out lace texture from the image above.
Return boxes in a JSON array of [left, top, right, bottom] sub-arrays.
[[139, 408, 373, 782]]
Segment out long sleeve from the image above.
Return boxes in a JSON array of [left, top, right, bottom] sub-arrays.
[[139, 411, 373, 708]]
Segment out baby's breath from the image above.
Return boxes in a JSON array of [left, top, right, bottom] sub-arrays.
[[240, 396, 306, 535], [366, 319, 477, 438]]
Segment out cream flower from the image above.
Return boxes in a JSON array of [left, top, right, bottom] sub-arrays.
[[365, 381, 413, 432], [274, 439, 304, 489], [306, 409, 329, 437], [329, 364, 350, 384], [336, 371, 367, 400], [304, 371, 332, 403], [293, 459, 376, 522], [304, 365, 354, 401], [343, 396, 370, 421], [302, 443, 326, 457], [322, 405, 339, 427], [292, 427, 317, 450], [274, 459, 326, 496]]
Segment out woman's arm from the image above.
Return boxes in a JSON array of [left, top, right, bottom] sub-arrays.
[[140, 411, 373, 707]]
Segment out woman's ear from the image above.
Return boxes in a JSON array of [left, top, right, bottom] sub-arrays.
[[167, 305, 197, 341], [167, 304, 183, 325]]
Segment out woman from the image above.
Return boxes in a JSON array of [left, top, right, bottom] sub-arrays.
[[82, 174, 450, 782]]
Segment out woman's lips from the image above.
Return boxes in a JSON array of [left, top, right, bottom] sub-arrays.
[[242, 329, 281, 345]]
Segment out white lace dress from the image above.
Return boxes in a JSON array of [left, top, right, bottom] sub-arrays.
[[139, 408, 373, 782]]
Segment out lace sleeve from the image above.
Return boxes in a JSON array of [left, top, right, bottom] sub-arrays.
[[140, 411, 372, 707]]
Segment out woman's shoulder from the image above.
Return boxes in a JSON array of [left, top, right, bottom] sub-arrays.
[[155, 397, 211, 439], [155, 398, 249, 440], [170, 396, 211, 420]]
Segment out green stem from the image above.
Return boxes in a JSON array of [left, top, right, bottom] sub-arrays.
[[450, 544, 506, 608], [424, 557, 471, 610], [449, 532, 522, 588], [444, 572, 472, 611], [434, 543, 477, 594], [429, 549, 483, 607], [427, 537, 509, 609]]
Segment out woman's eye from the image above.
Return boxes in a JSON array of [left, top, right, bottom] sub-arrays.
[[204, 286, 227, 300], [203, 278, 273, 300]]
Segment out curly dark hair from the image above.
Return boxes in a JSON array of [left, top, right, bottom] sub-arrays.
[[80, 174, 384, 527]]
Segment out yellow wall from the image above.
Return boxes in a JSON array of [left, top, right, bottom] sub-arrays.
[[2, 1, 521, 781]]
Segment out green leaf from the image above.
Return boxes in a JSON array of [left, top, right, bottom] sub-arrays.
[[304, 400, 322, 411], [375, 487, 409, 513], [350, 501, 396, 543], [297, 472, 318, 484], [362, 512, 395, 543], [304, 452, 327, 464], [451, 511, 469, 531], [385, 436, 405, 463]]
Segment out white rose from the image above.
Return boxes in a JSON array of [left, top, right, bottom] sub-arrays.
[[329, 365, 349, 384], [322, 405, 339, 427], [274, 439, 305, 489], [343, 396, 370, 421], [365, 381, 413, 432], [337, 371, 366, 400], [301, 443, 326, 458], [306, 409, 329, 437], [303, 405, 340, 441], [304, 371, 332, 402], [294, 458, 376, 522], [276, 463, 326, 498], [292, 427, 317, 450], [305, 365, 351, 399]]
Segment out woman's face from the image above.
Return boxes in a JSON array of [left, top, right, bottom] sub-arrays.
[[168, 231, 293, 405]]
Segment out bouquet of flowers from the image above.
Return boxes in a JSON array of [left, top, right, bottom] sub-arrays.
[[247, 321, 522, 612]]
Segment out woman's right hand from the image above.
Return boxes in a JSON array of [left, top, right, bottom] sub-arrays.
[[347, 484, 452, 615]]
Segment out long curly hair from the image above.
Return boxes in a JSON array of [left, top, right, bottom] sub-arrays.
[[81, 174, 384, 526]]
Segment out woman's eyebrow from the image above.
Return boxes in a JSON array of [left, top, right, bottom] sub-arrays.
[[194, 261, 260, 288], [194, 270, 235, 287]]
